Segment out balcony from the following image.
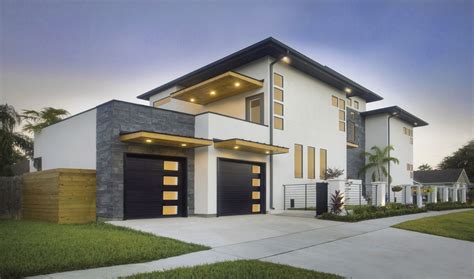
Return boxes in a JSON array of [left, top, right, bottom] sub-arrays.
[[170, 71, 263, 105]]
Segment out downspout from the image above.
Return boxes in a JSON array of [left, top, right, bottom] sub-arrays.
[[269, 52, 288, 210]]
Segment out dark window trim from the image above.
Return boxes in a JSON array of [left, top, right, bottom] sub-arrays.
[[245, 93, 265, 125]]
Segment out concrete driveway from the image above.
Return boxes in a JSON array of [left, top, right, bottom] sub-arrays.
[[109, 210, 474, 279]]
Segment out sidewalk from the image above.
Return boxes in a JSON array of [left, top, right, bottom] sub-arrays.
[[29, 209, 473, 279]]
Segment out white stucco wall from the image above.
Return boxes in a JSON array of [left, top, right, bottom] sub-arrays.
[[33, 109, 97, 170], [194, 113, 269, 215], [271, 62, 348, 211]]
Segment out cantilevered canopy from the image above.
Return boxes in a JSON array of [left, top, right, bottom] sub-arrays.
[[170, 71, 263, 105], [214, 139, 289, 155], [120, 131, 213, 148]]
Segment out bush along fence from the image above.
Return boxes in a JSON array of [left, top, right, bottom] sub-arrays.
[[425, 202, 473, 211], [320, 204, 427, 222]]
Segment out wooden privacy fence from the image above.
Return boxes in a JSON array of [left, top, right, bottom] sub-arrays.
[[22, 169, 96, 224]]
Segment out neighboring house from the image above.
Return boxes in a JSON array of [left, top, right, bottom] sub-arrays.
[[414, 169, 470, 202], [33, 37, 430, 220], [362, 106, 428, 202]]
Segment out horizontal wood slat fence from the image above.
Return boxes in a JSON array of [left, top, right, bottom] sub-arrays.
[[21, 169, 96, 224]]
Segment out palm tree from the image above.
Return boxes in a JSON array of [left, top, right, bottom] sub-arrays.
[[22, 107, 69, 134], [417, 164, 433, 171], [0, 104, 33, 176], [358, 145, 399, 182]]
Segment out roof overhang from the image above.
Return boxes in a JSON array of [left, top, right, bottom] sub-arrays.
[[120, 131, 213, 148], [138, 37, 383, 103], [214, 139, 289, 155], [361, 106, 428, 127], [346, 142, 359, 149], [170, 71, 263, 105]]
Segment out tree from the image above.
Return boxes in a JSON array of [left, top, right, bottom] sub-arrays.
[[417, 164, 433, 171], [358, 145, 399, 182], [22, 107, 69, 134], [438, 140, 474, 181], [0, 104, 33, 176]]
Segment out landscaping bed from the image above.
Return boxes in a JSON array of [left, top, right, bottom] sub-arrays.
[[124, 260, 343, 279], [320, 204, 427, 222], [393, 209, 474, 241], [0, 220, 208, 279], [424, 202, 473, 211]]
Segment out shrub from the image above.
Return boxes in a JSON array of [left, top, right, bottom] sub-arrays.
[[391, 186, 403, 192], [425, 202, 473, 211], [329, 190, 344, 215], [320, 205, 427, 222]]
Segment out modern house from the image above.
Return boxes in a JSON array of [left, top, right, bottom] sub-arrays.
[[414, 169, 470, 203], [33, 37, 431, 220]]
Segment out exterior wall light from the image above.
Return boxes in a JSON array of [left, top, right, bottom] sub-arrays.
[[282, 56, 290, 63]]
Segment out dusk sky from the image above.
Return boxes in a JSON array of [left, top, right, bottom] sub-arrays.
[[1, 0, 472, 168]]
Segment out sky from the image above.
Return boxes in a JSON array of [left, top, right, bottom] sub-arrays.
[[1, 0, 472, 168]]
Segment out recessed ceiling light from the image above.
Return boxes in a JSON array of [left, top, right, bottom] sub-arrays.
[[265, 151, 270, 154], [414, 122, 418, 126], [234, 82, 240, 87], [210, 91, 216, 95], [282, 56, 290, 63], [190, 98, 196, 102], [145, 139, 152, 143], [181, 143, 187, 147], [234, 146, 239, 149], [344, 87, 352, 94]]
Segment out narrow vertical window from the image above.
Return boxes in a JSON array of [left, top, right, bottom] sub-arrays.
[[294, 144, 303, 178], [354, 100, 359, 109], [274, 88, 284, 101], [332, 96, 338, 107], [320, 149, 327, 179], [338, 99, 345, 110], [246, 94, 264, 124], [308, 146, 315, 179], [274, 73, 283, 87]]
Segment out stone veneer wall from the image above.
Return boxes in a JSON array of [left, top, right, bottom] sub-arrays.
[[96, 101, 195, 220], [346, 107, 365, 182]]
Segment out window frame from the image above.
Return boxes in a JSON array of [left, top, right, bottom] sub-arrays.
[[294, 144, 303, 179], [354, 100, 359, 109], [274, 116, 284, 130], [320, 149, 327, 180], [274, 73, 284, 88], [245, 93, 264, 125], [308, 146, 315, 179]]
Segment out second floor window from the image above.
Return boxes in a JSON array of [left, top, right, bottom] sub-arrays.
[[246, 94, 264, 124]]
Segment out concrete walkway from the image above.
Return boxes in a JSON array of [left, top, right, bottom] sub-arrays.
[[30, 209, 474, 279]]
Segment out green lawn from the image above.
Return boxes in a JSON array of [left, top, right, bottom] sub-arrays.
[[0, 220, 208, 279], [393, 210, 474, 241], [125, 260, 343, 279]]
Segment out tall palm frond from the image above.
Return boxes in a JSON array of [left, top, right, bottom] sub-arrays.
[[22, 107, 69, 133], [359, 145, 399, 182]]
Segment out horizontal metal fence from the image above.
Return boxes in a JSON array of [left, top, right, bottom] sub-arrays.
[[283, 184, 316, 210]]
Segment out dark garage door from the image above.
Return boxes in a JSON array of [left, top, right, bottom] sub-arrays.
[[124, 154, 186, 219], [217, 158, 265, 216]]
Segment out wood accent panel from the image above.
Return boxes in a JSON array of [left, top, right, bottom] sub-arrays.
[[170, 71, 263, 105], [22, 169, 96, 224], [214, 139, 289, 155], [120, 131, 213, 148]]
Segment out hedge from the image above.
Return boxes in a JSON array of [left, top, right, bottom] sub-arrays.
[[425, 202, 473, 211], [320, 207, 427, 222]]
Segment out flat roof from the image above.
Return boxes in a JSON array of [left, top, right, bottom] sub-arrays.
[[361, 106, 428, 127], [138, 37, 383, 103]]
